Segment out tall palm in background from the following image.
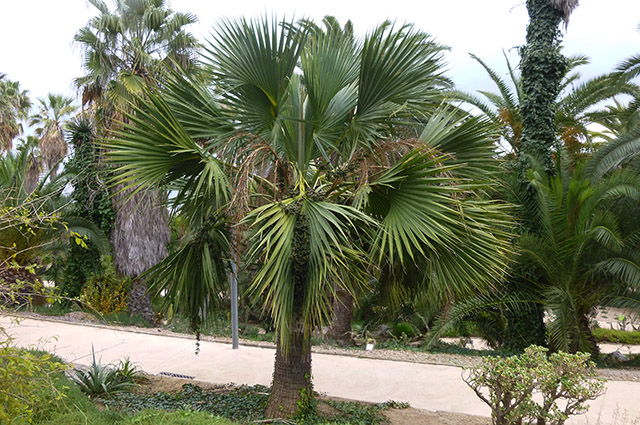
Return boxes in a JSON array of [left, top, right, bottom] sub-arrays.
[[108, 16, 513, 418], [74, 0, 199, 115], [28, 94, 77, 179], [74, 0, 199, 321], [0, 74, 31, 151], [454, 53, 638, 163]]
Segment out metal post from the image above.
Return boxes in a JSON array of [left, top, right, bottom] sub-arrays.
[[230, 260, 239, 349]]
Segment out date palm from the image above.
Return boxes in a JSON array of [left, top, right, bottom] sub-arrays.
[[519, 161, 640, 354], [108, 16, 513, 418]]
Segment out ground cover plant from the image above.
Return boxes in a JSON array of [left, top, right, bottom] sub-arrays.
[[99, 382, 403, 425]]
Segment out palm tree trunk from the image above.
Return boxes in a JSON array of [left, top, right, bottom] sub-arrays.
[[265, 317, 312, 418], [111, 187, 169, 323], [266, 213, 313, 418], [577, 313, 600, 356], [326, 285, 353, 345]]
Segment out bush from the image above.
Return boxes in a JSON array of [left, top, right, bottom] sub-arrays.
[[464, 345, 605, 425], [62, 242, 102, 299], [593, 328, 640, 345], [81, 257, 129, 315], [0, 345, 67, 423], [392, 322, 417, 339]]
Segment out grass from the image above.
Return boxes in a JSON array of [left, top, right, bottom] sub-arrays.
[[594, 328, 640, 345]]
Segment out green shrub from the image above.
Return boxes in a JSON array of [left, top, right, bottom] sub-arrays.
[[0, 346, 67, 423], [464, 345, 605, 425], [392, 322, 417, 339], [593, 328, 640, 345], [80, 257, 129, 315], [62, 242, 102, 299]]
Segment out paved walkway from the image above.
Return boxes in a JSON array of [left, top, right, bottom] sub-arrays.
[[3, 316, 640, 424]]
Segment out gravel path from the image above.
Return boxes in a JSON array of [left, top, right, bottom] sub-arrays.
[[11, 311, 640, 382]]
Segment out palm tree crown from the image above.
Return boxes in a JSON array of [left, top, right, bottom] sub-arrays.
[[0, 74, 31, 151], [74, 0, 199, 110], [28, 94, 77, 178]]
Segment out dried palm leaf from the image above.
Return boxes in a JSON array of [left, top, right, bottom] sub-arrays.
[[551, 0, 580, 27]]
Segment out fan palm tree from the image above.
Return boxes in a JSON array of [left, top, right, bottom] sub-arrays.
[[0, 74, 31, 151], [107, 16, 513, 418], [28, 94, 77, 179], [74, 0, 199, 114], [74, 0, 200, 321]]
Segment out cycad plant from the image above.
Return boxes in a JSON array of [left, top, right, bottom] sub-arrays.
[[108, 16, 513, 418]]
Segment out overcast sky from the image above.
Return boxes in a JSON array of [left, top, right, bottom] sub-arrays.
[[0, 0, 638, 106]]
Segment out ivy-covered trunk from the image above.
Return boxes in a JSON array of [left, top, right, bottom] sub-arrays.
[[507, 0, 571, 351], [518, 0, 567, 175]]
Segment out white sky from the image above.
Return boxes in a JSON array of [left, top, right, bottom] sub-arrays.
[[0, 0, 638, 107]]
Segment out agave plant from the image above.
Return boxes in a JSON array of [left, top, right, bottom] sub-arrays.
[[71, 347, 136, 396]]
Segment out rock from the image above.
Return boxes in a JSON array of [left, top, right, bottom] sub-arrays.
[[63, 311, 98, 323], [607, 351, 629, 363], [370, 324, 392, 340]]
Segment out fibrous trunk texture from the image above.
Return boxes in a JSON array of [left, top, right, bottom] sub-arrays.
[[0, 264, 41, 307], [265, 319, 312, 418], [111, 187, 169, 323], [572, 313, 600, 356], [265, 212, 313, 418], [326, 286, 354, 345]]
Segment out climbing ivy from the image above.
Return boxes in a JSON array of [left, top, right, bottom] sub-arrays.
[[518, 0, 568, 175], [506, 0, 570, 350], [62, 117, 115, 298], [65, 117, 115, 235]]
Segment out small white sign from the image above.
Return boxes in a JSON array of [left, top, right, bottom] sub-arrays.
[[365, 343, 374, 351]]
